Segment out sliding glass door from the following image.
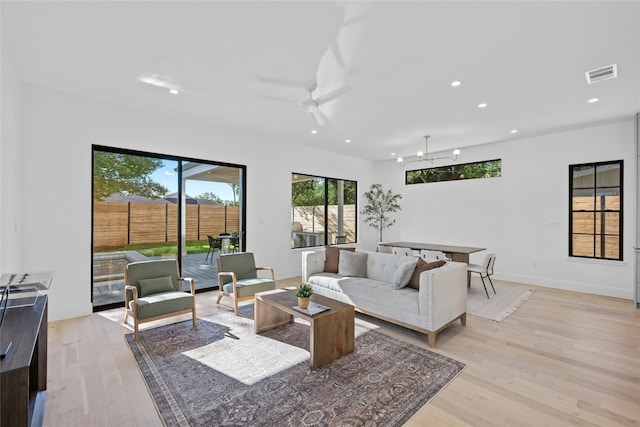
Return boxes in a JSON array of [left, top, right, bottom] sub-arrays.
[[92, 146, 245, 311]]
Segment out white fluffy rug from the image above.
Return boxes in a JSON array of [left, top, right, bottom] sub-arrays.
[[467, 279, 535, 321]]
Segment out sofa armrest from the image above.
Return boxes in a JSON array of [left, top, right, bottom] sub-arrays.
[[302, 250, 325, 282], [418, 261, 468, 331]]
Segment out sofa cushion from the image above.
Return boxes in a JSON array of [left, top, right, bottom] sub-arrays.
[[338, 250, 368, 277], [324, 246, 355, 273], [365, 250, 416, 283], [138, 276, 175, 297], [408, 258, 446, 289], [391, 260, 417, 289]]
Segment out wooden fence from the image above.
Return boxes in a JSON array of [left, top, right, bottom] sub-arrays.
[[93, 201, 240, 249], [572, 195, 620, 258], [291, 205, 356, 243]]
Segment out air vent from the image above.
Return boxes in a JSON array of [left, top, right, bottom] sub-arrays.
[[585, 64, 617, 84]]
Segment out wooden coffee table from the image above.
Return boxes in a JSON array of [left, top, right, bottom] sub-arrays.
[[254, 288, 354, 369]]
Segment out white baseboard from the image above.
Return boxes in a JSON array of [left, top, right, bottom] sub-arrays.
[[494, 273, 634, 300]]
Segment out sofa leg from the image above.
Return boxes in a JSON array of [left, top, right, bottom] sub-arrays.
[[427, 332, 437, 348], [192, 308, 197, 326], [460, 312, 467, 326]]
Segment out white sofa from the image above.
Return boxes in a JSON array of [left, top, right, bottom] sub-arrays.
[[302, 248, 468, 347]]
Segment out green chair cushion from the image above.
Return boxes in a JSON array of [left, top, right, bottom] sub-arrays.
[[127, 259, 180, 294], [222, 278, 275, 299], [138, 276, 175, 297], [131, 291, 194, 319], [218, 253, 258, 285]]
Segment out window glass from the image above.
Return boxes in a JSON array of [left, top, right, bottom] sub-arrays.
[[291, 173, 357, 248], [406, 159, 501, 184], [92, 146, 246, 311], [569, 160, 622, 260]]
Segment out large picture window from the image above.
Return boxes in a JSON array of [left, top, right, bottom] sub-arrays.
[[92, 146, 246, 311], [569, 160, 622, 260], [291, 173, 357, 248]]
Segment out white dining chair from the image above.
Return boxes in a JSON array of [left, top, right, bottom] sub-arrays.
[[377, 244, 392, 254], [420, 250, 448, 261], [391, 246, 412, 256], [467, 252, 497, 299]]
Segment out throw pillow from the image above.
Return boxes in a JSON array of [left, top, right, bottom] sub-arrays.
[[338, 250, 368, 277], [324, 246, 356, 273], [408, 259, 446, 290], [391, 260, 418, 289], [138, 276, 175, 297]]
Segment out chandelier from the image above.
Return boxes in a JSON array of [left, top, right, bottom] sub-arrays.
[[397, 135, 460, 166]]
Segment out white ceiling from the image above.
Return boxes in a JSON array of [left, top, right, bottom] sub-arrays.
[[2, 1, 639, 162]]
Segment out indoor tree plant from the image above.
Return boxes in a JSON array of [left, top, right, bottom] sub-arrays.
[[295, 283, 314, 309], [361, 184, 402, 242]]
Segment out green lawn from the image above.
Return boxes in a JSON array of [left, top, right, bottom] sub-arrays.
[[95, 240, 212, 257]]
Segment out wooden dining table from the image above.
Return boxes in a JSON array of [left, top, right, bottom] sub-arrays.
[[378, 241, 485, 264]]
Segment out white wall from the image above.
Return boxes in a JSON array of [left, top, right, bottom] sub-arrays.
[[9, 83, 636, 322], [0, 30, 23, 272], [375, 120, 636, 299], [20, 84, 374, 321]]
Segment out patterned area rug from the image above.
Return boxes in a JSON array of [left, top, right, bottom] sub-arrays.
[[467, 279, 535, 321], [125, 305, 464, 426]]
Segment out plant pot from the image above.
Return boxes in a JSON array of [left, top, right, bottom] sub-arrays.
[[298, 297, 310, 309]]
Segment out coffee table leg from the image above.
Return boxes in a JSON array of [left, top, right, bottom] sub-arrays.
[[254, 297, 293, 333], [309, 307, 355, 369]]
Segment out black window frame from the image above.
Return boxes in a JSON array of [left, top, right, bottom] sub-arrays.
[[405, 159, 502, 185], [291, 173, 357, 248], [91, 145, 247, 311], [569, 160, 623, 261]]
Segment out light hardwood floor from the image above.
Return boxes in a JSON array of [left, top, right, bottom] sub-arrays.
[[44, 277, 640, 426]]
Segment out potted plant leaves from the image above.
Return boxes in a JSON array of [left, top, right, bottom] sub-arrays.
[[295, 283, 314, 309]]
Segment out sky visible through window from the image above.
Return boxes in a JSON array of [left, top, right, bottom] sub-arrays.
[[150, 160, 236, 202]]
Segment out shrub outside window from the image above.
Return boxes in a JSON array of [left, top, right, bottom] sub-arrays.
[[406, 159, 501, 184]]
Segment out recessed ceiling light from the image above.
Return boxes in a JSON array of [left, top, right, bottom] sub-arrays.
[[390, 152, 396, 156], [451, 81, 462, 87], [587, 97, 599, 103], [169, 89, 179, 95], [510, 129, 518, 134], [478, 103, 487, 108], [311, 130, 317, 134], [345, 139, 351, 143]]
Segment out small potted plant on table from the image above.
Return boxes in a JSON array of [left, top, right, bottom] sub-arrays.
[[295, 283, 314, 309]]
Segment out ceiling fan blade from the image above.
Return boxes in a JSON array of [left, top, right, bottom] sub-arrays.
[[310, 109, 326, 126], [315, 85, 352, 106]]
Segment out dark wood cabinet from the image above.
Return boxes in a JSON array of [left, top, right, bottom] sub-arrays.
[[0, 296, 47, 427]]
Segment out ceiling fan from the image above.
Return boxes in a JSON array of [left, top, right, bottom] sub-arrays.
[[255, 78, 351, 126]]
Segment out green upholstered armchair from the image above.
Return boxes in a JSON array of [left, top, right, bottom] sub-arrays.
[[124, 259, 197, 341], [216, 252, 276, 315]]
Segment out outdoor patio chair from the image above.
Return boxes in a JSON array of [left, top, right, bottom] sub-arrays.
[[124, 259, 197, 341], [467, 252, 497, 299], [206, 235, 222, 262], [216, 252, 275, 315]]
